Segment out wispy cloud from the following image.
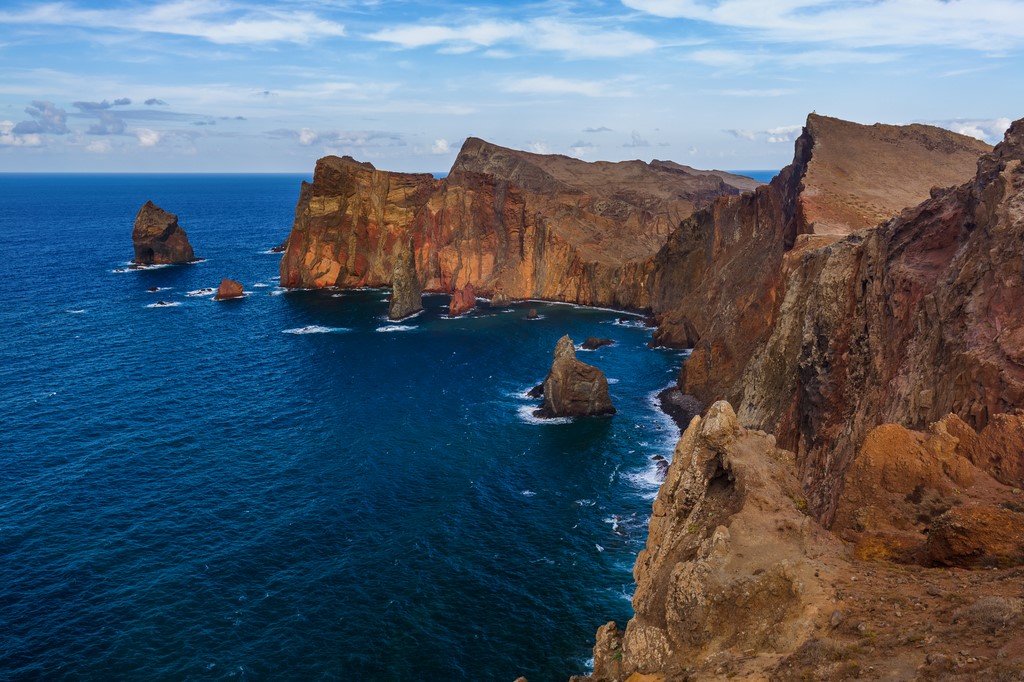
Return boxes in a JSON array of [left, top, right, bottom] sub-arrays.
[[623, 131, 650, 148], [623, 0, 1024, 51], [367, 18, 657, 58], [725, 124, 803, 143], [504, 76, 614, 98], [0, 1, 346, 45], [266, 128, 405, 148]]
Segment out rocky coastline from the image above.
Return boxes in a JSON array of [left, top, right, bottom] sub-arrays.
[[276, 114, 1024, 681]]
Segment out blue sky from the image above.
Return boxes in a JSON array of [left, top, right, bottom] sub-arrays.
[[1, 0, 1022, 172]]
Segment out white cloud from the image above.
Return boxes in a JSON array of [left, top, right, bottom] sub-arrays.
[[0, 1, 346, 45], [136, 129, 161, 146], [298, 128, 319, 145], [368, 18, 656, 58], [934, 117, 1012, 144], [0, 120, 43, 146], [726, 124, 803, 143], [504, 76, 611, 98], [623, 0, 1024, 51], [86, 139, 111, 153], [431, 138, 451, 154], [568, 140, 597, 158], [527, 141, 551, 154]]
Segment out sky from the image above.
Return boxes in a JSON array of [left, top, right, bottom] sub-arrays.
[[1, 0, 1022, 173]]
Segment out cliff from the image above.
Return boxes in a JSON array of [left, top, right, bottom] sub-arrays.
[[131, 200, 196, 265], [650, 114, 999, 519], [279, 139, 760, 308]]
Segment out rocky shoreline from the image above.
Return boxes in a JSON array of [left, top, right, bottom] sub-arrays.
[[276, 113, 1024, 681]]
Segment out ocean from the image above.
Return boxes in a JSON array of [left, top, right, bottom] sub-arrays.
[[0, 173, 698, 680]]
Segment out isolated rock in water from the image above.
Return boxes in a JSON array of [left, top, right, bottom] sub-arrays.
[[132, 200, 196, 264], [581, 337, 614, 350], [657, 386, 702, 432], [388, 239, 422, 320], [270, 241, 287, 253], [536, 335, 614, 417], [449, 283, 476, 317], [526, 308, 539, 320], [214, 278, 244, 300]]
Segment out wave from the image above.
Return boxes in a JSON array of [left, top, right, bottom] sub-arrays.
[[147, 287, 172, 293], [186, 288, 216, 297], [252, 283, 269, 288], [112, 262, 174, 273], [146, 301, 181, 308], [520, 490, 536, 497], [606, 318, 648, 329], [65, 309, 86, 314], [375, 324, 416, 333], [282, 326, 350, 335], [386, 309, 424, 323], [607, 378, 619, 384], [574, 499, 596, 507], [515, 404, 572, 426]]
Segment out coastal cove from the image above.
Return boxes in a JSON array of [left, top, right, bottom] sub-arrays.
[[1, 174, 692, 680]]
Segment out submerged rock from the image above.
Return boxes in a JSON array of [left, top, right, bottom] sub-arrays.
[[449, 283, 476, 317], [388, 239, 422, 320], [536, 335, 615, 418], [132, 200, 196, 265], [214, 279, 244, 300]]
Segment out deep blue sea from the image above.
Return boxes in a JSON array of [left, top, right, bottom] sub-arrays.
[[0, 174, 695, 681]]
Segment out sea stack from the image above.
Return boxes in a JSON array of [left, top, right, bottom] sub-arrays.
[[131, 201, 196, 265], [448, 283, 476, 317], [214, 279, 244, 300], [388, 239, 423, 320], [536, 335, 615, 418]]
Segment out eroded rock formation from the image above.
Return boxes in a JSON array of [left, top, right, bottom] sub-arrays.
[[214, 279, 244, 300], [132, 201, 196, 265], [388, 239, 423, 320], [279, 140, 762, 308], [448, 283, 476, 317], [536, 335, 615, 417]]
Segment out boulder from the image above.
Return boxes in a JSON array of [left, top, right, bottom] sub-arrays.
[[926, 505, 1024, 568], [449, 283, 476, 317], [581, 337, 614, 350], [132, 200, 196, 264], [214, 278, 244, 300], [535, 335, 615, 418], [526, 308, 539, 320], [388, 239, 422, 320]]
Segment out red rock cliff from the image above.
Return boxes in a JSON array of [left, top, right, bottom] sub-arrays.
[[279, 139, 760, 307]]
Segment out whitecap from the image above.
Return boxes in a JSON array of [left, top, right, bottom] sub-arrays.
[[146, 286, 172, 293], [282, 326, 350, 335], [375, 324, 416, 332], [516, 404, 572, 425], [574, 499, 596, 507], [622, 467, 663, 500], [252, 283, 269, 288], [595, 544, 605, 552], [146, 301, 181, 308], [607, 378, 619, 384], [521, 490, 536, 497], [386, 309, 424, 323], [259, 248, 284, 255], [65, 309, 86, 314], [186, 288, 216, 297]]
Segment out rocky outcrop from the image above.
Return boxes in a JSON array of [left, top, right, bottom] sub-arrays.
[[649, 114, 1015, 521], [536, 335, 615, 417], [581, 337, 614, 350], [388, 239, 423, 320], [214, 278, 244, 300], [448, 283, 476, 317], [581, 406, 1024, 681], [132, 201, 196, 265], [279, 140, 763, 308]]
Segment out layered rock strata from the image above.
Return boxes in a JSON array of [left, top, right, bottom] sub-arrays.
[[537, 335, 615, 418], [132, 201, 196, 265], [279, 140, 761, 308]]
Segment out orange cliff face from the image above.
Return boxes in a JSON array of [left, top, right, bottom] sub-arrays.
[[279, 138, 761, 308]]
